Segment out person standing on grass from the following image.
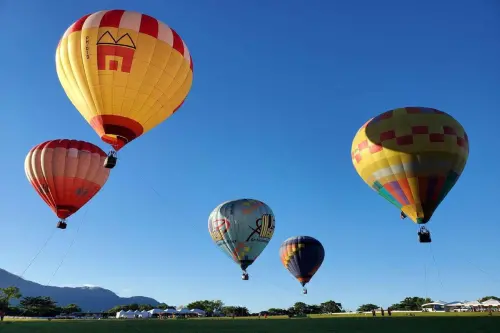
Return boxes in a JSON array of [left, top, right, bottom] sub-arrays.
[[388, 308, 392, 316], [0, 309, 5, 321], [372, 309, 376, 317], [381, 308, 385, 316]]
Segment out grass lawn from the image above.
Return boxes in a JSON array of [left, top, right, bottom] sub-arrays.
[[0, 314, 499, 333]]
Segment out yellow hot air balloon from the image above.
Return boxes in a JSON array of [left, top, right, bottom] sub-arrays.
[[56, 9, 193, 168], [351, 107, 469, 243]]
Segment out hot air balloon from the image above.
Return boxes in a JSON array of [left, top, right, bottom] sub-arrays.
[[25, 139, 110, 229], [208, 199, 276, 280], [279, 236, 325, 294], [56, 9, 194, 169], [351, 107, 469, 243]]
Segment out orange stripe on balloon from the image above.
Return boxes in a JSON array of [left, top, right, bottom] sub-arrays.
[[383, 183, 405, 206], [398, 178, 415, 205]]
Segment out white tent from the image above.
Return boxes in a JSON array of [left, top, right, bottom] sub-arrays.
[[191, 309, 206, 316], [165, 308, 178, 314], [422, 301, 446, 307], [464, 301, 482, 307], [443, 301, 467, 312], [481, 299, 500, 306], [445, 301, 465, 307], [139, 311, 151, 318], [118, 310, 136, 319], [148, 309, 165, 315], [177, 308, 191, 315]]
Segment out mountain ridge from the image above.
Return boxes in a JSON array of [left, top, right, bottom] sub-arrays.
[[0, 268, 160, 312]]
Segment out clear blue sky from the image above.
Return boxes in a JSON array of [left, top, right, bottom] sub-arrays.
[[1, 0, 499, 312]]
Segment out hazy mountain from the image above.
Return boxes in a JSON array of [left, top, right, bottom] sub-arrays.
[[0, 268, 160, 312]]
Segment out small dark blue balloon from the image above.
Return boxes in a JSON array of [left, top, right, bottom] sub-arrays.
[[279, 236, 325, 287]]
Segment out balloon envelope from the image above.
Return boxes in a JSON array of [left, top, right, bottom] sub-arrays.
[[351, 107, 469, 223], [279, 236, 325, 286], [56, 9, 194, 151], [208, 199, 276, 271], [25, 139, 110, 220]]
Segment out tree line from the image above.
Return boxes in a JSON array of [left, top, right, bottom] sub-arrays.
[[0, 287, 81, 317], [108, 296, 500, 316], [107, 299, 343, 317], [2, 286, 498, 317], [0, 286, 342, 318]]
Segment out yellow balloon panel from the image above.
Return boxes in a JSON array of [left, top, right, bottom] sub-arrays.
[[56, 10, 194, 150], [351, 107, 469, 224]]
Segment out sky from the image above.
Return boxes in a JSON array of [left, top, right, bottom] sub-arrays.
[[0, 0, 499, 313]]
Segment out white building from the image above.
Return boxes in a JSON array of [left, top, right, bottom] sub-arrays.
[[422, 299, 500, 312]]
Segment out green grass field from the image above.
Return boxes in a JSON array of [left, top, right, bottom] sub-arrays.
[[0, 313, 499, 333]]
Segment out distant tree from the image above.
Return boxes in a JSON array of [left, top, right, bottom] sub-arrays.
[[187, 300, 224, 314], [0, 286, 22, 310], [157, 303, 168, 310], [212, 300, 224, 313], [5, 306, 22, 316], [293, 302, 308, 315], [61, 304, 82, 314], [20, 296, 59, 317], [306, 304, 322, 314], [390, 297, 432, 311], [479, 296, 500, 302], [106, 305, 125, 314], [1, 298, 9, 311], [127, 303, 140, 311], [320, 300, 342, 313], [266, 308, 288, 316], [357, 304, 379, 312], [139, 304, 154, 311], [186, 300, 208, 311], [222, 306, 249, 317]]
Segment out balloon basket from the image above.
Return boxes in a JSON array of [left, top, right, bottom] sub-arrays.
[[418, 226, 431, 243], [56, 221, 67, 230], [104, 152, 117, 169]]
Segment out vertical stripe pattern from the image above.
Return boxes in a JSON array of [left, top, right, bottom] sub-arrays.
[[25, 139, 110, 220], [279, 236, 325, 287], [351, 107, 469, 223]]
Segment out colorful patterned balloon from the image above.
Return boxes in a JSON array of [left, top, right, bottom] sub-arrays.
[[208, 199, 276, 276], [351, 107, 469, 224], [279, 236, 325, 290]]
